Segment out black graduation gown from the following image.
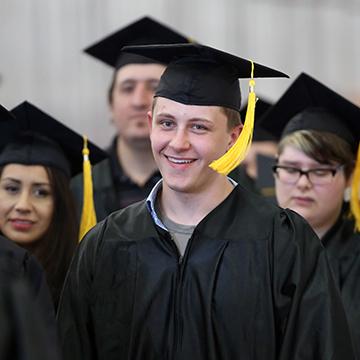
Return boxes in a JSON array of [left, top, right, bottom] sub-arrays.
[[0, 235, 58, 352], [0, 234, 55, 318], [0, 277, 61, 360], [57, 185, 355, 360], [322, 214, 360, 359]]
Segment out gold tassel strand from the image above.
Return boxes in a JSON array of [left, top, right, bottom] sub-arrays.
[[209, 61, 257, 175], [350, 143, 360, 231], [79, 135, 97, 241]]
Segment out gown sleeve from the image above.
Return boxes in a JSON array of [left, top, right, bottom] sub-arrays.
[[273, 210, 355, 359]]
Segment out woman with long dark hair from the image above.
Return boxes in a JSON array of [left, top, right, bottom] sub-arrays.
[[0, 101, 105, 308]]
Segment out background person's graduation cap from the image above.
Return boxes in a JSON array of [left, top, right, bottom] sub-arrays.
[[259, 72, 360, 152], [240, 98, 277, 142], [84, 16, 192, 70], [0, 104, 15, 122], [259, 72, 360, 230], [0, 101, 107, 178], [123, 43, 288, 175]]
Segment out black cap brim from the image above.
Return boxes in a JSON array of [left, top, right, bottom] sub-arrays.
[[122, 43, 289, 79], [0, 104, 15, 122], [84, 16, 191, 68]]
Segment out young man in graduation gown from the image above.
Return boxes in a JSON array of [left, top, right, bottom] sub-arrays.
[[57, 44, 355, 359], [71, 17, 192, 220]]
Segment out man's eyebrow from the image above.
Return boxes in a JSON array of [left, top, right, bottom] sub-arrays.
[[188, 118, 213, 124], [120, 78, 160, 84], [155, 112, 176, 119]]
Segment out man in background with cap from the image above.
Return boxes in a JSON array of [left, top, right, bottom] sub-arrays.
[[58, 44, 354, 359], [71, 17, 192, 220]]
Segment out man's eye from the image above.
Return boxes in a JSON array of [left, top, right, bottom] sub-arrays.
[[192, 124, 207, 131], [119, 84, 135, 93], [159, 120, 174, 128], [147, 81, 160, 92]]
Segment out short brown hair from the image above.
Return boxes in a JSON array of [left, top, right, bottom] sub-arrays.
[[278, 130, 355, 179], [108, 71, 117, 105], [220, 107, 242, 130]]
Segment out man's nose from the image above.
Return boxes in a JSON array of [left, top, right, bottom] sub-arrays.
[[169, 129, 191, 151]]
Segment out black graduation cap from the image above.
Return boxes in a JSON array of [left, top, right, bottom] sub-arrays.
[[256, 154, 276, 202], [0, 101, 107, 177], [240, 98, 277, 141], [259, 72, 360, 152], [0, 104, 15, 122], [122, 43, 289, 112], [84, 16, 191, 69]]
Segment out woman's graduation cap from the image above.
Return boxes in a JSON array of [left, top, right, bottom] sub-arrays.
[[0, 101, 106, 177], [84, 16, 192, 70], [0, 101, 107, 240], [259, 72, 360, 230], [123, 43, 288, 174], [240, 98, 277, 142]]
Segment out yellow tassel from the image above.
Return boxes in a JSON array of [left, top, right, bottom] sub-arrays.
[[209, 61, 257, 175], [79, 136, 97, 241], [350, 143, 360, 232]]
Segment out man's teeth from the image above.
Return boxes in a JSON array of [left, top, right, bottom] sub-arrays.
[[167, 157, 193, 164]]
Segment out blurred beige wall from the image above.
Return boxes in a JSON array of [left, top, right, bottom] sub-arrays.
[[0, 0, 359, 147]]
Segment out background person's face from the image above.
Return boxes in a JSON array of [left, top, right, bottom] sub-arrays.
[[109, 63, 165, 146], [0, 164, 54, 246], [275, 145, 349, 235], [149, 97, 241, 195]]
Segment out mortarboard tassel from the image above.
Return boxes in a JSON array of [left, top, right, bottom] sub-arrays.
[[79, 136, 97, 241], [350, 143, 360, 231], [209, 61, 256, 175]]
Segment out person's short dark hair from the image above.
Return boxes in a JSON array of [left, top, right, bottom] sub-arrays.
[[220, 107, 242, 131], [278, 129, 355, 179], [108, 72, 117, 105]]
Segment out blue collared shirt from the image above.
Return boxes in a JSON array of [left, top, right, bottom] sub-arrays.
[[146, 178, 238, 231]]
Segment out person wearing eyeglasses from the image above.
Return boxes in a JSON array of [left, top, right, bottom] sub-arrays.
[[261, 72, 360, 358]]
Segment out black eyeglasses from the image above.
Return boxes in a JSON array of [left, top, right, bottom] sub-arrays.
[[272, 164, 344, 185]]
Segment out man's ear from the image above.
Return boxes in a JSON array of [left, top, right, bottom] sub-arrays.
[[228, 123, 243, 149], [147, 110, 153, 130]]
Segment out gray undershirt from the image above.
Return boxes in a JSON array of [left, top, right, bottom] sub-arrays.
[[156, 200, 195, 256]]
